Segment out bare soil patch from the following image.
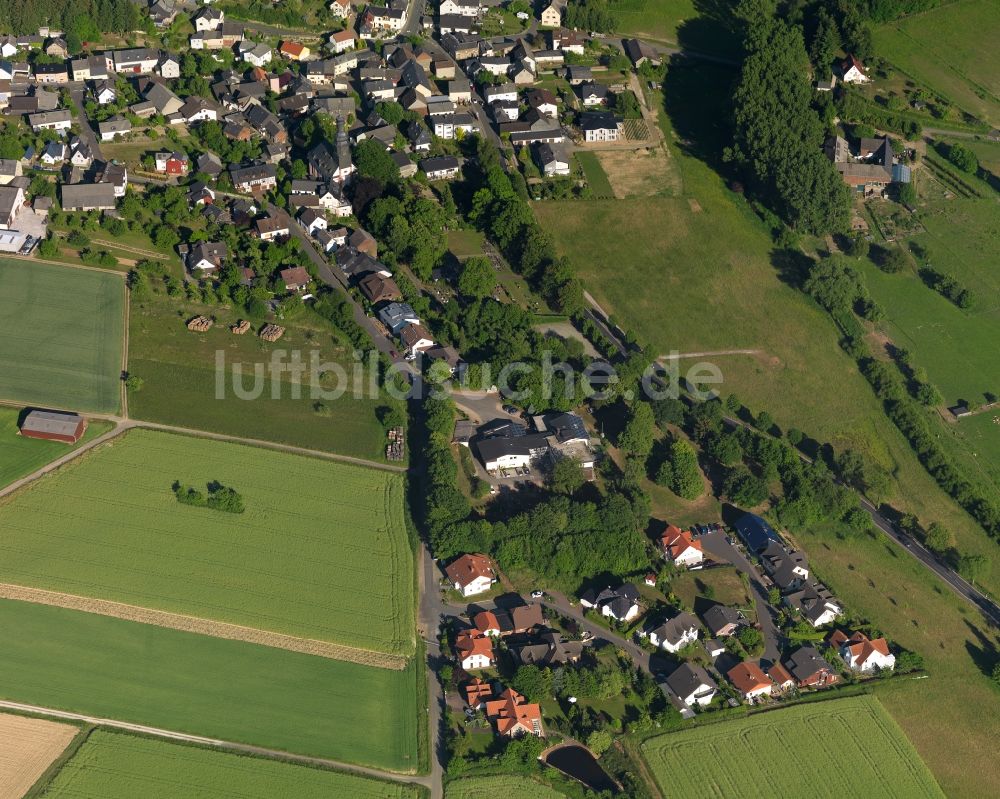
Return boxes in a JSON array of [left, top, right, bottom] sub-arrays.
[[595, 146, 682, 198], [0, 713, 78, 798], [0, 584, 407, 670]]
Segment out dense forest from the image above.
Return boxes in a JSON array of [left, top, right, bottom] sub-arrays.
[[0, 0, 145, 47]]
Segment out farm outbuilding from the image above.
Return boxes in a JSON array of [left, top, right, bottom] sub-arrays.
[[18, 410, 87, 443]]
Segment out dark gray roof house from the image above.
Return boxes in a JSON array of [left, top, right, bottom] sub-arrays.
[[702, 604, 744, 637]]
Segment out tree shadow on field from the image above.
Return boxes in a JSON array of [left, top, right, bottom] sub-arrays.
[[770, 247, 815, 291], [963, 618, 1000, 680], [675, 0, 742, 59]]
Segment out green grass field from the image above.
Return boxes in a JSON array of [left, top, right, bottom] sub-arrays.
[[447, 229, 487, 260], [575, 152, 614, 198], [642, 695, 943, 798], [128, 294, 396, 462], [0, 407, 112, 489], [875, 0, 1000, 126], [39, 730, 424, 799], [444, 775, 567, 799], [870, 197, 1000, 403], [0, 600, 419, 771], [0, 428, 414, 655], [610, 0, 739, 54], [0, 260, 123, 413]]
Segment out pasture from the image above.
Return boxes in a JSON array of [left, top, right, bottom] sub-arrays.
[[0, 600, 420, 771], [0, 407, 112, 489], [0, 428, 414, 657], [875, 0, 1000, 126], [447, 229, 487, 260], [445, 775, 567, 799], [38, 730, 425, 799], [859, 197, 1000, 405], [0, 713, 78, 799], [0, 260, 124, 414], [641, 695, 943, 798], [128, 294, 397, 462]]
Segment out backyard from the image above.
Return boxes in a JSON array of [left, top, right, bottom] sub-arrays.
[[0, 428, 414, 657], [37, 730, 425, 799], [0, 260, 124, 414]]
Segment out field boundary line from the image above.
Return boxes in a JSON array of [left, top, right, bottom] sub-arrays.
[[0, 700, 431, 785], [0, 583, 408, 670], [2, 254, 129, 276]]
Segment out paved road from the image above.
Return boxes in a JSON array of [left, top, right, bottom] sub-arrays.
[[0, 700, 431, 789], [698, 530, 782, 662], [714, 413, 1000, 628], [68, 86, 104, 161], [419, 547, 447, 799]]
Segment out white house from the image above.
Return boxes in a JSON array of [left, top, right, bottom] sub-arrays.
[[98, 116, 132, 141], [581, 111, 619, 143], [540, 0, 562, 27], [840, 54, 870, 84], [158, 55, 181, 79], [194, 7, 224, 31], [440, 0, 479, 14], [328, 29, 356, 54], [297, 206, 328, 235], [455, 630, 494, 670], [400, 322, 435, 358], [660, 525, 704, 569], [727, 661, 773, 703], [666, 663, 717, 707], [581, 584, 641, 623], [93, 81, 116, 105], [647, 612, 700, 653], [243, 43, 272, 67], [329, 0, 352, 18], [28, 109, 72, 134], [536, 142, 569, 176], [444, 553, 496, 596], [785, 583, 841, 628], [830, 630, 896, 673], [483, 83, 518, 105]]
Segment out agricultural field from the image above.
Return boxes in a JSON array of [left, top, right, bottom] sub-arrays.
[[642, 695, 943, 798], [0, 428, 414, 658], [594, 146, 683, 198], [0, 600, 420, 771], [610, 0, 741, 55], [0, 713, 78, 799], [0, 407, 112, 490], [445, 775, 567, 799], [874, 0, 1000, 126], [38, 730, 425, 799], [128, 293, 398, 462], [0, 260, 124, 414]]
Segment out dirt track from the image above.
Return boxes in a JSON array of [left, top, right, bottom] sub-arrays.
[[0, 584, 406, 670]]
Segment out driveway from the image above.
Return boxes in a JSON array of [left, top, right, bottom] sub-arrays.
[[68, 86, 104, 161], [698, 530, 783, 662]]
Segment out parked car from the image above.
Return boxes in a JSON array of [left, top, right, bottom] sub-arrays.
[[502, 404, 519, 414], [530, 590, 544, 598]]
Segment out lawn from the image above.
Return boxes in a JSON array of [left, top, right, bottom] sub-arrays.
[[875, 0, 1000, 126], [642, 695, 943, 798], [445, 775, 567, 799], [0, 260, 124, 414], [38, 730, 425, 799], [0, 428, 414, 656], [447, 228, 487, 260], [0, 407, 112, 489], [128, 293, 396, 462], [575, 151, 614, 198], [0, 600, 420, 772], [672, 566, 750, 610]]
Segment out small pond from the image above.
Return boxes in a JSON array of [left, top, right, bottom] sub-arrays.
[[544, 744, 618, 793]]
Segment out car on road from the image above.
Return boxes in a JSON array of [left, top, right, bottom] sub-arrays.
[[502, 404, 519, 414]]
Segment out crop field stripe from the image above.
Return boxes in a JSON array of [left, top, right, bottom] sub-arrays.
[[37, 729, 425, 799], [444, 775, 569, 799], [0, 583, 406, 669], [0, 599, 419, 771], [0, 429, 415, 655], [0, 713, 79, 799]]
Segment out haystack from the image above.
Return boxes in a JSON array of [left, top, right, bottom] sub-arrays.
[[187, 315, 213, 332], [230, 319, 251, 335], [259, 323, 285, 342]]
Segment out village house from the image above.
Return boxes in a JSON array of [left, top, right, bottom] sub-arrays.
[[400, 322, 435, 358], [839, 54, 870, 84], [419, 155, 460, 180], [254, 215, 289, 241], [666, 663, 717, 707], [661, 524, 704, 568], [98, 116, 132, 142], [329, 30, 357, 54], [194, 6, 224, 31], [93, 80, 117, 105], [734, 512, 782, 552], [580, 583, 641, 623], [279, 41, 310, 61], [279, 266, 311, 292], [485, 688, 544, 737], [40, 141, 66, 165], [0, 159, 22, 185], [646, 611, 700, 653], [28, 109, 71, 134], [154, 151, 189, 176], [509, 630, 583, 667], [760, 541, 809, 592], [329, 0, 352, 18], [535, 142, 570, 176], [71, 55, 109, 81], [444, 553, 496, 596], [112, 47, 159, 74], [784, 582, 841, 628], [297, 206, 328, 236], [60, 182, 116, 211], [828, 629, 896, 673], [580, 111, 620, 142], [0, 185, 23, 228], [455, 629, 495, 670], [702, 604, 743, 638], [539, 0, 564, 27], [34, 63, 69, 84], [785, 646, 839, 688], [727, 661, 773, 703], [358, 272, 402, 304], [186, 240, 228, 272], [576, 81, 608, 107], [229, 161, 278, 193]]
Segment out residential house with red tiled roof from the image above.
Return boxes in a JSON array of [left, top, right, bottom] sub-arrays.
[[828, 629, 896, 673], [444, 553, 496, 596], [485, 688, 544, 737], [455, 630, 494, 670], [661, 524, 703, 568], [727, 661, 773, 703]]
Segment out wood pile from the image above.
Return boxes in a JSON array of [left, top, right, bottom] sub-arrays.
[[259, 323, 286, 342], [186, 315, 213, 332], [230, 319, 251, 335], [386, 426, 404, 461]]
